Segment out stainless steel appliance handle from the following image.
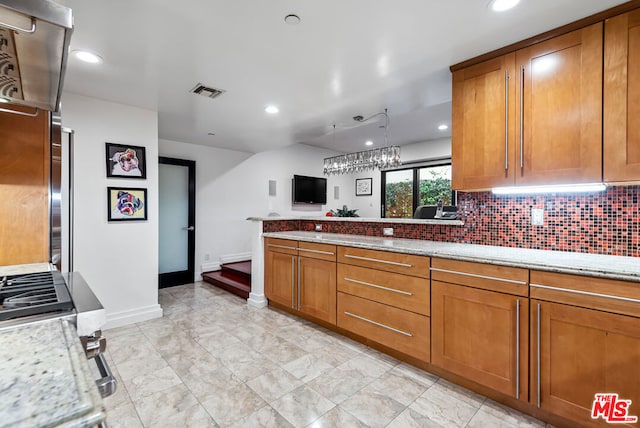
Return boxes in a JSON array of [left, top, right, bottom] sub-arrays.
[[344, 311, 413, 337], [430, 267, 527, 285], [344, 254, 412, 268], [537, 303, 541, 408], [297, 257, 301, 310], [515, 299, 520, 400], [268, 244, 298, 251], [291, 256, 295, 309], [0, 106, 39, 117], [505, 69, 509, 172], [298, 248, 334, 256], [0, 17, 36, 33], [520, 66, 525, 170], [343, 277, 412, 296], [530, 283, 640, 304], [93, 353, 117, 398]]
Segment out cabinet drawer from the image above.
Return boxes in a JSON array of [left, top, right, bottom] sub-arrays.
[[337, 292, 430, 362], [338, 247, 430, 278], [530, 270, 640, 318], [431, 258, 528, 297], [337, 264, 429, 316], [265, 238, 298, 255], [298, 241, 336, 261]]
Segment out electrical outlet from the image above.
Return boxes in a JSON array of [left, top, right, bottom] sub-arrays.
[[383, 227, 394, 236], [204, 253, 210, 261], [531, 208, 544, 226], [315, 224, 322, 232]]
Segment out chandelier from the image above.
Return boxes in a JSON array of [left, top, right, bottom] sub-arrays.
[[323, 109, 401, 175]]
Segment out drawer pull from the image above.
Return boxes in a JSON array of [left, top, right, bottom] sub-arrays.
[[298, 248, 335, 256], [344, 254, 412, 268], [268, 244, 298, 251], [430, 267, 527, 285], [530, 283, 640, 304], [344, 277, 413, 296], [344, 311, 413, 337]]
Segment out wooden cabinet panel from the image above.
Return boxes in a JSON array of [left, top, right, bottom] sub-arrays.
[[532, 300, 640, 426], [265, 250, 295, 309], [604, 9, 640, 182], [299, 257, 336, 324], [337, 246, 430, 278], [264, 238, 298, 255], [516, 23, 603, 185], [432, 281, 528, 401], [0, 107, 50, 265], [337, 263, 430, 316], [452, 53, 516, 190], [298, 241, 336, 262], [338, 292, 430, 362], [431, 258, 529, 296]]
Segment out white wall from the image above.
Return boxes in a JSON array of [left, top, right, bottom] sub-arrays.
[[61, 92, 162, 329], [159, 140, 352, 278], [349, 138, 452, 217]]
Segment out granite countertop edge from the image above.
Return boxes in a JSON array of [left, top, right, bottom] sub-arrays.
[[247, 216, 464, 226], [262, 231, 640, 283]]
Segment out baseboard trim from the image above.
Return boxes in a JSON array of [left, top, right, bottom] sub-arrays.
[[200, 262, 221, 273], [247, 292, 268, 309], [220, 252, 252, 265], [103, 304, 163, 330]]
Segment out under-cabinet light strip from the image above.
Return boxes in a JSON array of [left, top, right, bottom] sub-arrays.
[[492, 183, 606, 195]]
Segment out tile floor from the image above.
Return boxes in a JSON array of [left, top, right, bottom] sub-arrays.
[[102, 282, 553, 427]]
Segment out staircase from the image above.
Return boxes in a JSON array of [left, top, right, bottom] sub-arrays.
[[202, 261, 251, 299]]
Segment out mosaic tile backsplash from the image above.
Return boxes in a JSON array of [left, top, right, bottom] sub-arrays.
[[263, 186, 640, 257]]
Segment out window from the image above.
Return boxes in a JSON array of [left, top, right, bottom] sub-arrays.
[[382, 161, 454, 218]]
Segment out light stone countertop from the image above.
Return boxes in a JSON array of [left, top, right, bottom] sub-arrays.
[[247, 216, 464, 226], [0, 263, 52, 276], [263, 231, 640, 283], [0, 319, 105, 428]]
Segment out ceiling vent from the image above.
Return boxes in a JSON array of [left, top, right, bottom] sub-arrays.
[[190, 83, 225, 99]]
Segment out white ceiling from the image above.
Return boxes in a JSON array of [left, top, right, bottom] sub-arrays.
[[59, 0, 628, 154]]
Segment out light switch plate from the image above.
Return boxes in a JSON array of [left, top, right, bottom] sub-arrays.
[[532, 208, 544, 225], [383, 227, 394, 236]]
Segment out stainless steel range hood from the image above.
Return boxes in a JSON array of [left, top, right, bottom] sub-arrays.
[[0, 0, 72, 112]]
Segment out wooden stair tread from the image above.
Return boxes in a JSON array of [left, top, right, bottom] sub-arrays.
[[221, 261, 251, 278], [202, 262, 251, 300]]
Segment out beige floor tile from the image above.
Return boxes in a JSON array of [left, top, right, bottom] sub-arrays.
[[259, 338, 308, 365], [282, 353, 335, 383], [229, 405, 294, 428], [200, 383, 266, 426], [340, 390, 406, 428], [468, 400, 546, 428], [247, 367, 304, 403], [132, 384, 216, 427], [362, 369, 430, 406], [105, 402, 143, 428], [409, 383, 482, 428], [387, 408, 444, 428], [308, 406, 370, 428], [122, 366, 183, 401], [271, 385, 336, 427]]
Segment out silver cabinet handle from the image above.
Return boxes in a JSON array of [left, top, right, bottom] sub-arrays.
[[298, 247, 334, 256], [344, 277, 413, 296], [291, 256, 295, 309], [515, 299, 520, 400], [520, 66, 525, 170], [0, 17, 36, 34], [505, 69, 509, 172], [344, 311, 413, 337], [530, 283, 640, 304], [297, 257, 301, 310], [344, 254, 412, 268], [430, 267, 527, 285], [93, 353, 117, 398], [0, 106, 39, 117], [268, 244, 298, 251], [537, 303, 541, 409], [182, 226, 195, 231]]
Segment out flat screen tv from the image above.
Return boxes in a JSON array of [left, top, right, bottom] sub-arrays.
[[292, 175, 327, 204]]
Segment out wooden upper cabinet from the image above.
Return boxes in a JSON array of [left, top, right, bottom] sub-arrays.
[[0, 107, 50, 265], [516, 23, 603, 185], [452, 53, 516, 190], [604, 9, 640, 182]]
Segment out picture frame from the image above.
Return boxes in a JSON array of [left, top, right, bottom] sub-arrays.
[[107, 187, 148, 221], [355, 178, 373, 196], [105, 142, 147, 179]]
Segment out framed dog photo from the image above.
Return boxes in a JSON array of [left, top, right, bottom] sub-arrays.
[[106, 143, 147, 179], [107, 187, 148, 221]]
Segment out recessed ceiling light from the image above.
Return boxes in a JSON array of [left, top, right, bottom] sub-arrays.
[[438, 124, 449, 131], [265, 105, 279, 114], [489, 0, 520, 12], [284, 14, 301, 25], [365, 141, 374, 146], [72, 50, 103, 64]]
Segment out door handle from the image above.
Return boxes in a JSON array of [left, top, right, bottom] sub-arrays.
[[182, 226, 195, 231]]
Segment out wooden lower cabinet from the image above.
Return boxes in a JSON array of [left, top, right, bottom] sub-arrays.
[[431, 281, 528, 401], [337, 292, 430, 362], [299, 256, 336, 324], [532, 300, 640, 427], [265, 250, 295, 308]]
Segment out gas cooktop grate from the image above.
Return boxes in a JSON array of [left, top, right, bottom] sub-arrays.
[[0, 271, 73, 321]]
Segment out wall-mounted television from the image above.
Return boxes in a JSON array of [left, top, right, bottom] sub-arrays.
[[292, 175, 327, 204]]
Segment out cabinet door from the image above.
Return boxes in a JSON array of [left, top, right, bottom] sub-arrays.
[[604, 9, 640, 182], [432, 281, 528, 401], [532, 300, 640, 426], [0, 107, 50, 265], [452, 53, 516, 190], [299, 257, 336, 324], [516, 23, 603, 185], [265, 250, 295, 309]]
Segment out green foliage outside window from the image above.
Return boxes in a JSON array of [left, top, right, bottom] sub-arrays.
[[384, 165, 452, 218]]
